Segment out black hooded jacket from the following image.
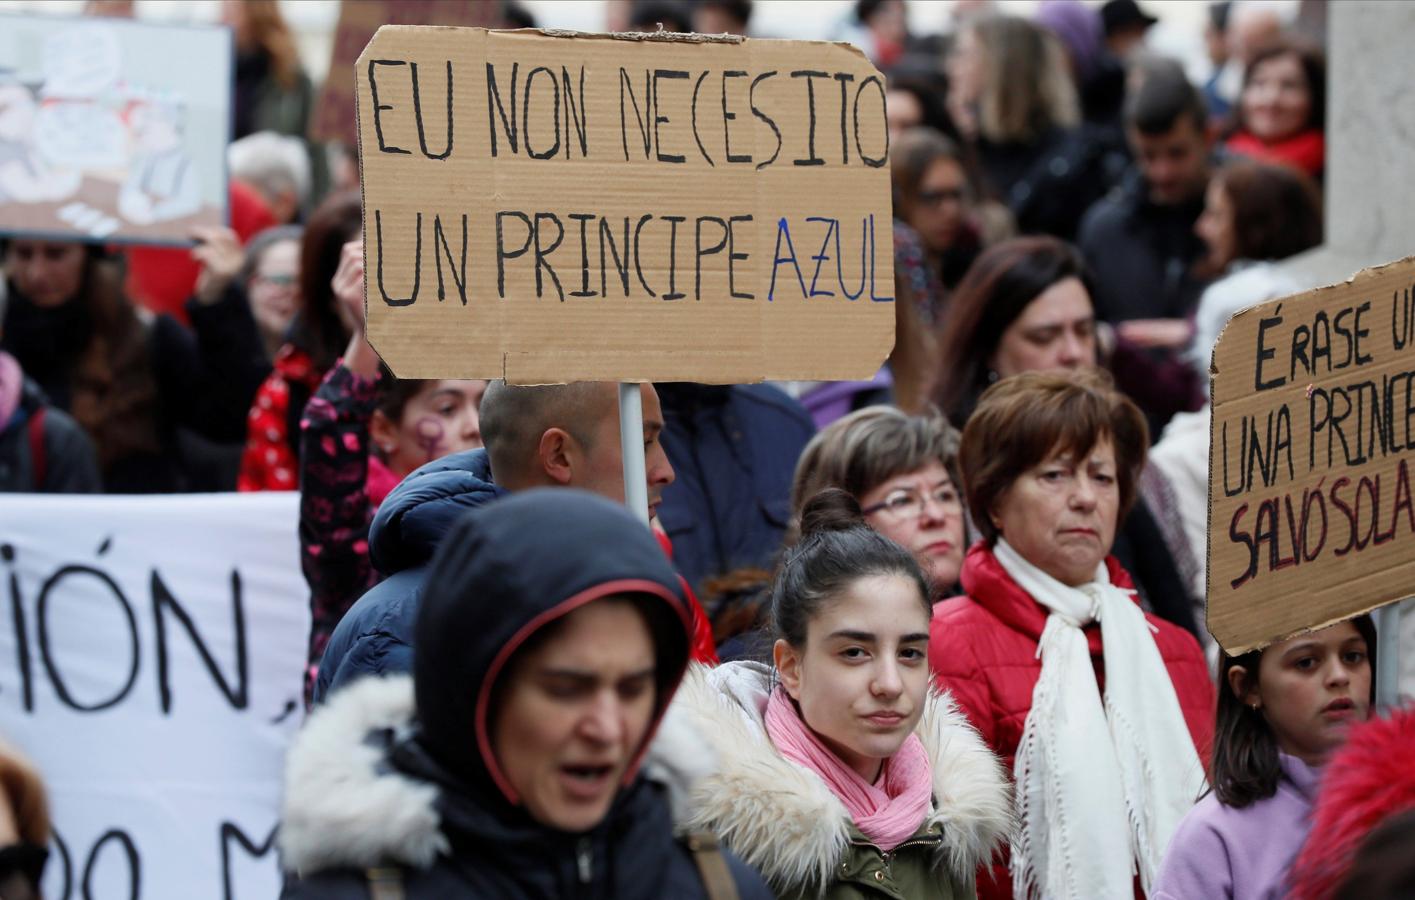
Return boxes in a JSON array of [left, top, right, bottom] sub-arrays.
[[279, 490, 771, 899]]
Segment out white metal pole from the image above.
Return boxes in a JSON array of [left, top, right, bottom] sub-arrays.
[[619, 383, 649, 526], [1375, 601, 1402, 710]]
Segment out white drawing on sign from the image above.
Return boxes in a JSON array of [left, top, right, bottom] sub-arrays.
[[118, 96, 200, 225], [0, 84, 81, 204]]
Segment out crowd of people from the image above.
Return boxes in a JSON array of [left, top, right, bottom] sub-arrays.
[[3, 0, 1413, 898]]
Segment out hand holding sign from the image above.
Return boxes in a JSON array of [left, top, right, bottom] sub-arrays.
[[190, 226, 243, 305], [331, 238, 367, 335]]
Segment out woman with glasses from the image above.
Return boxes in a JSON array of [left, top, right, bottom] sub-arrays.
[[792, 406, 966, 599], [930, 370, 1213, 900]]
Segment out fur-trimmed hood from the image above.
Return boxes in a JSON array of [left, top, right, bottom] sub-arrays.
[[279, 675, 444, 876], [646, 661, 1013, 894]]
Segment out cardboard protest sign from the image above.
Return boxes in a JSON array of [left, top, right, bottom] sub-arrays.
[[0, 493, 307, 899], [356, 28, 896, 384], [312, 0, 498, 147], [0, 14, 230, 246], [1207, 256, 1415, 654]]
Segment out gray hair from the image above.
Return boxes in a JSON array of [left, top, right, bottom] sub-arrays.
[[228, 131, 311, 210]]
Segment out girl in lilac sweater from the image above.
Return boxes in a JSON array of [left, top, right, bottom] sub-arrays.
[[1153, 616, 1376, 900]]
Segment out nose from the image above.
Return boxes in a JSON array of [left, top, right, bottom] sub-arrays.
[[1326, 657, 1353, 689], [1057, 332, 1086, 368], [918, 494, 950, 525], [578, 692, 626, 745], [1071, 475, 1099, 510], [648, 444, 675, 489], [870, 659, 904, 700], [463, 405, 482, 445]]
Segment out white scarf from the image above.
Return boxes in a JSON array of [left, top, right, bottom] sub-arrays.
[[994, 538, 1206, 900]]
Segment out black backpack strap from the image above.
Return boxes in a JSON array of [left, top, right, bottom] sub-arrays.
[[685, 831, 740, 900], [365, 866, 405, 900]]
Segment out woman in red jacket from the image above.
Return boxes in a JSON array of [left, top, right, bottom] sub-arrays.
[[930, 369, 1214, 900]]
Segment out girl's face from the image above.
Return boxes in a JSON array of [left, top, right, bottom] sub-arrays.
[[1231, 621, 1372, 767], [1242, 52, 1313, 143], [372, 379, 488, 477], [1196, 180, 1237, 271], [247, 239, 300, 345], [989, 276, 1097, 379], [774, 574, 931, 783]]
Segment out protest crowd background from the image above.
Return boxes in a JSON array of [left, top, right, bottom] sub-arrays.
[[1, 0, 1414, 897]]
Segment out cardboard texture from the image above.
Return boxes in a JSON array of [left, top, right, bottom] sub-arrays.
[[355, 27, 896, 384], [1207, 255, 1415, 654], [0, 14, 231, 246], [312, 1, 497, 147]]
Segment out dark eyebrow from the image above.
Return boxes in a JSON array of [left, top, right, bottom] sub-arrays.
[[1280, 641, 1322, 660], [901, 633, 929, 644], [825, 629, 876, 643], [537, 666, 656, 683]]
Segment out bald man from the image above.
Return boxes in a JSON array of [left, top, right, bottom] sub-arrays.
[[312, 381, 713, 704]]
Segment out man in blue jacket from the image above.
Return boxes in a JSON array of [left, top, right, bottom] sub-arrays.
[[312, 380, 676, 702]]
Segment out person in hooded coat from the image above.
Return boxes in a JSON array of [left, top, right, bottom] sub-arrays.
[[278, 489, 771, 898]]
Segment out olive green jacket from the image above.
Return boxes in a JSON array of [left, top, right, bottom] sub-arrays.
[[646, 662, 1013, 900]]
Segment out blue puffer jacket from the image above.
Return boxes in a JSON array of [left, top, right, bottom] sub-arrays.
[[311, 448, 503, 703]]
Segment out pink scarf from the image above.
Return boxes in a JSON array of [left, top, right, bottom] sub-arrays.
[[764, 685, 933, 852]]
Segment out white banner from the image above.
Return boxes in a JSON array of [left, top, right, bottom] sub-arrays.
[[0, 493, 307, 899]]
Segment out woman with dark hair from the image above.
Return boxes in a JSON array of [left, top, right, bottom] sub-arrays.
[[1225, 40, 1326, 180], [297, 239, 487, 692], [934, 236, 1096, 424], [792, 406, 966, 598], [1154, 616, 1375, 900], [1, 239, 266, 492], [239, 190, 362, 491], [930, 370, 1214, 900], [654, 488, 1009, 899], [1189, 159, 1323, 379]]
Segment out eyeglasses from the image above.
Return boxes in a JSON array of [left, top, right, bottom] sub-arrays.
[[917, 187, 964, 208], [862, 485, 963, 520], [254, 272, 297, 288]]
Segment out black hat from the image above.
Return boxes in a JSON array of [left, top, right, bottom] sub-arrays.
[[1101, 0, 1158, 36]]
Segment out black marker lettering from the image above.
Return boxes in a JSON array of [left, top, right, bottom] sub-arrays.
[[368, 60, 411, 154]]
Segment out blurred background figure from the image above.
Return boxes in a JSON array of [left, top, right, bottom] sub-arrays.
[[1079, 59, 1214, 335], [2, 238, 265, 492], [1202, 1, 1235, 123], [1224, 39, 1326, 180], [626, 0, 693, 33], [1100, 0, 1158, 62], [229, 131, 311, 225], [947, 14, 1123, 239], [1188, 158, 1323, 378], [238, 190, 361, 492], [0, 286, 100, 493], [1209, 0, 1289, 126], [221, 0, 324, 194], [692, 0, 752, 35]]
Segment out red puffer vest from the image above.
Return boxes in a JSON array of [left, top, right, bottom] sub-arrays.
[[930, 542, 1216, 900]]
